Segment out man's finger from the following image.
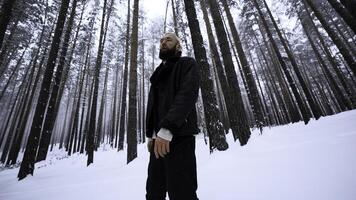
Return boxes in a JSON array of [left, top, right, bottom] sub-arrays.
[[154, 140, 159, 159], [159, 142, 165, 157], [161, 142, 167, 156], [165, 141, 170, 154]]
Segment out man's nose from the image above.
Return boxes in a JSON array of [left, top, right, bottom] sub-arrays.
[[161, 42, 167, 48]]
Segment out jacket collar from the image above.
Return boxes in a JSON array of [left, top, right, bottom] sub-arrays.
[[150, 56, 180, 85]]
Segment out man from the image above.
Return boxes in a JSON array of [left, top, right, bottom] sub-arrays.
[[145, 32, 200, 200]]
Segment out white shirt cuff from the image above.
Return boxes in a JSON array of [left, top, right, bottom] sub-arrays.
[[157, 128, 173, 141]]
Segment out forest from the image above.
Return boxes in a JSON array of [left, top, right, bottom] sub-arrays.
[[0, 0, 355, 181]]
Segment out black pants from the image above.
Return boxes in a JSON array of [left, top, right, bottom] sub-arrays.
[[146, 136, 198, 200]]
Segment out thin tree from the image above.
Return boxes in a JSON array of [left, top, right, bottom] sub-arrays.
[[127, 0, 139, 163], [118, 0, 131, 151], [86, 0, 108, 166]]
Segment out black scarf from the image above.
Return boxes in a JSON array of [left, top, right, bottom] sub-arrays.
[[150, 56, 180, 85]]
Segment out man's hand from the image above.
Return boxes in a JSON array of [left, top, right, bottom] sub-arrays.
[[154, 137, 170, 159]]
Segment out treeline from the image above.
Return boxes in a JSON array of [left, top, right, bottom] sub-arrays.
[[0, 0, 354, 180]]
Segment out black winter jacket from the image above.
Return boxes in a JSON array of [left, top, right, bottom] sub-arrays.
[[146, 56, 200, 138]]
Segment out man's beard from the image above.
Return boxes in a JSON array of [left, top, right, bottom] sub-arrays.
[[159, 48, 177, 60]]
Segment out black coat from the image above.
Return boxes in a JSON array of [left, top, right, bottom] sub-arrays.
[[146, 56, 200, 138]]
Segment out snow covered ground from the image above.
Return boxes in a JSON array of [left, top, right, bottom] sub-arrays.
[[1, 110, 356, 200]]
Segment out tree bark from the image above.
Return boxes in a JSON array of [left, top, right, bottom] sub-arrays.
[[118, 0, 131, 151], [340, 0, 356, 21], [252, 0, 311, 124], [184, 0, 228, 151], [36, 0, 79, 162], [221, 0, 265, 129], [127, 0, 139, 163], [262, 0, 323, 120], [0, 0, 16, 50], [208, 0, 251, 145], [327, 0, 356, 34], [86, 0, 108, 166], [17, 0, 71, 180], [303, 0, 356, 76]]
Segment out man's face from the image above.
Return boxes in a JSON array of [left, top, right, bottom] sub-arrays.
[[160, 35, 177, 52]]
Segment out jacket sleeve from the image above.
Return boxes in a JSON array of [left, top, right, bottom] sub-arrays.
[[159, 58, 200, 133]]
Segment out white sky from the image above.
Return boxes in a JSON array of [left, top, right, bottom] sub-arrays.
[[141, 0, 168, 20]]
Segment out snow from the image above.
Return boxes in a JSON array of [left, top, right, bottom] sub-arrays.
[[1, 110, 356, 200]]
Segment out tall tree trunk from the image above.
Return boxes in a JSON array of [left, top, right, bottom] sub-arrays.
[[171, 0, 178, 36], [199, 0, 231, 133], [36, 0, 79, 162], [299, 9, 354, 109], [77, 53, 91, 153], [0, 84, 16, 150], [118, 0, 131, 151], [163, 0, 169, 33], [0, 0, 16, 50], [81, 75, 94, 154], [301, 7, 355, 107], [111, 62, 119, 148], [262, 0, 323, 120], [184, 0, 228, 151], [0, 82, 25, 164], [326, 0, 356, 34], [0, 19, 18, 78], [96, 65, 109, 150], [17, 0, 71, 180], [86, 0, 108, 166], [94, 0, 114, 150], [303, 0, 356, 76], [0, 46, 27, 101], [252, 0, 311, 124], [127, 0, 139, 163], [257, 19, 299, 123], [6, 45, 44, 165], [207, 0, 251, 145], [221, 0, 265, 129], [339, 0, 356, 22], [305, 25, 351, 111]]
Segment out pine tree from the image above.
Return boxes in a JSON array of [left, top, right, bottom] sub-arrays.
[[127, 0, 139, 163], [86, 0, 108, 166], [208, 0, 251, 145], [221, 0, 266, 129], [326, 0, 356, 34], [17, 0, 71, 180], [303, 0, 356, 76], [118, 0, 131, 151], [184, 0, 228, 151], [0, 0, 17, 49]]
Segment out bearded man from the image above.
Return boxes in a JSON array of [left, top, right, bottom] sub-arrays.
[[145, 32, 200, 200]]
